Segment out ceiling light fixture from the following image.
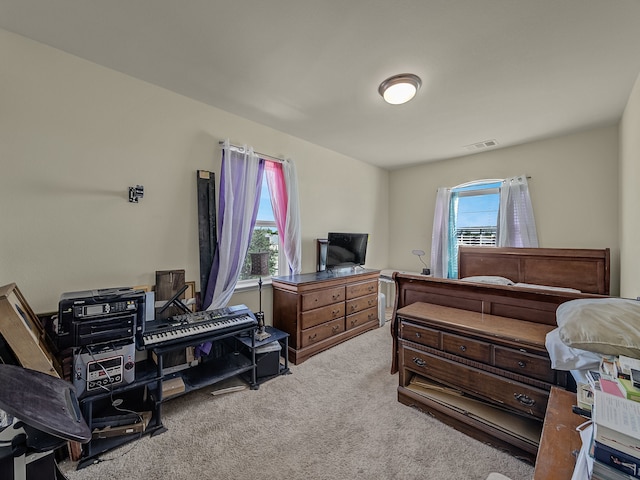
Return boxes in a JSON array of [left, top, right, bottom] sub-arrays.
[[378, 73, 422, 105]]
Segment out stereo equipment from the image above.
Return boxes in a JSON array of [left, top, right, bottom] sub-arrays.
[[55, 287, 146, 349], [72, 341, 135, 397]]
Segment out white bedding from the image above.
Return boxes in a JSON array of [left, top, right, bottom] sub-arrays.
[[513, 282, 582, 293], [545, 327, 602, 371], [458, 276, 582, 293]]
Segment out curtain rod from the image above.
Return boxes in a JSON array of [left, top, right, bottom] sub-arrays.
[[219, 141, 285, 163]]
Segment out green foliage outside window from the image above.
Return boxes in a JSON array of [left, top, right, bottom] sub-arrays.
[[240, 227, 279, 280]]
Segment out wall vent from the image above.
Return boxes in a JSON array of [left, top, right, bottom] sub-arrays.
[[465, 139, 498, 151]]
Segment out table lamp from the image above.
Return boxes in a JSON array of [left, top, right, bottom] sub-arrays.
[[250, 252, 271, 341], [412, 249, 431, 275]]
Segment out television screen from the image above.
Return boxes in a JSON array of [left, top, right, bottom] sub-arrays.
[[326, 233, 368, 268]]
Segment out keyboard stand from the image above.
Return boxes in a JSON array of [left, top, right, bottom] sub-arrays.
[[157, 284, 191, 315], [150, 321, 258, 400]]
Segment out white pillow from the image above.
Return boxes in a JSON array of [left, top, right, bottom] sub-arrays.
[[459, 276, 514, 286], [514, 282, 582, 293], [557, 298, 640, 359]]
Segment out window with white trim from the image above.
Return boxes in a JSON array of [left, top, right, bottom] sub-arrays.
[[453, 181, 501, 247], [238, 181, 283, 281]]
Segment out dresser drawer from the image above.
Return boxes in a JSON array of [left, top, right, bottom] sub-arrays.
[[494, 347, 554, 383], [400, 321, 440, 349], [346, 307, 377, 330], [301, 318, 345, 347], [403, 346, 548, 419], [300, 303, 345, 330], [442, 333, 491, 363], [346, 293, 377, 315], [346, 280, 378, 299], [301, 286, 345, 311]]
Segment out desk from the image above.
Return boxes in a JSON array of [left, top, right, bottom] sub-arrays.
[[533, 387, 583, 480]]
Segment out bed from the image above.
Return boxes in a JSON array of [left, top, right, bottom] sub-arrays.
[[391, 246, 610, 372], [389, 246, 611, 461], [457, 246, 610, 296]]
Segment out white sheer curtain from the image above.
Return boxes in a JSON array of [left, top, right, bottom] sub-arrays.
[[263, 158, 302, 275], [497, 175, 539, 247], [281, 159, 302, 274], [430, 187, 452, 278], [204, 140, 263, 310]]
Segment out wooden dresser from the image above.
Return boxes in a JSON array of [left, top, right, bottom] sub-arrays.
[[272, 269, 379, 364], [396, 301, 567, 463]]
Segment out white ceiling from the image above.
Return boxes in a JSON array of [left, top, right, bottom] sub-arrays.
[[2, 0, 640, 170]]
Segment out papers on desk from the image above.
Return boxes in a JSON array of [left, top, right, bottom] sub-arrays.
[[572, 421, 593, 480]]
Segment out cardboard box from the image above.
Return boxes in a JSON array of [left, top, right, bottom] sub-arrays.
[[92, 411, 152, 439], [0, 283, 59, 377], [162, 376, 185, 399]]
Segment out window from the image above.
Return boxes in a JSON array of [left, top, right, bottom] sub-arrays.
[[454, 181, 501, 247], [447, 180, 501, 278], [432, 176, 536, 280], [238, 181, 282, 281]]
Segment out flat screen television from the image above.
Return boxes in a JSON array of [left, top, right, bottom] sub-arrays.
[[326, 233, 368, 269]]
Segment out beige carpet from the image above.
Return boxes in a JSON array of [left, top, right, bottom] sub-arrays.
[[60, 325, 534, 480]]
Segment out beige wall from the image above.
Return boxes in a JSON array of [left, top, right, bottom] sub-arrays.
[[1, 26, 634, 319], [388, 126, 621, 295], [0, 29, 390, 316], [620, 72, 640, 299]]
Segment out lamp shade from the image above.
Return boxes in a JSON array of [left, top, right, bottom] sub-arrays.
[[250, 252, 270, 276]]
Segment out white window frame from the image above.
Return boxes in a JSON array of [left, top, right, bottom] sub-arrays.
[[453, 179, 502, 247]]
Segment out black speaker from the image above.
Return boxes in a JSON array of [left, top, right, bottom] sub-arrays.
[[317, 238, 328, 272]]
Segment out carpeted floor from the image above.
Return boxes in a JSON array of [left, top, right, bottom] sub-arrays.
[[60, 324, 534, 480]]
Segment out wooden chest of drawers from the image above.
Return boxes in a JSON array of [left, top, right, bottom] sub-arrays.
[[272, 269, 379, 364], [396, 301, 567, 463]]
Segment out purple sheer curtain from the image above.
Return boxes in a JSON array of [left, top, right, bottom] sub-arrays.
[[203, 141, 264, 310]]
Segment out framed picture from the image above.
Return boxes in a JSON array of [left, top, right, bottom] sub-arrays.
[[0, 283, 59, 377]]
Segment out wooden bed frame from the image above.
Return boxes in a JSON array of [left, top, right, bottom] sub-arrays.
[[390, 246, 610, 373], [389, 246, 610, 461], [458, 246, 610, 295]]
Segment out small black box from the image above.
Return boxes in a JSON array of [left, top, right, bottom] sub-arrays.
[[255, 341, 281, 378]]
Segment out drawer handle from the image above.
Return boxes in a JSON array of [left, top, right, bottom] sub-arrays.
[[332, 294, 340, 300], [332, 309, 340, 316], [368, 313, 374, 319], [309, 333, 317, 342], [332, 325, 340, 332], [368, 300, 374, 306], [514, 393, 535, 407], [350, 320, 356, 326], [351, 304, 358, 311], [459, 345, 467, 352], [412, 357, 427, 367], [518, 361, 527, 368], [415, 332, 421, 338]]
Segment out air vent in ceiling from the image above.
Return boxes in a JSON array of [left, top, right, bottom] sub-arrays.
[[464, 139, 498, 152]]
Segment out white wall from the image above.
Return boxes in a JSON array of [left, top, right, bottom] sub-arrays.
[[0, 29, 390, 315], [388, 125, 620, 295], [619, 72, 640, 299]]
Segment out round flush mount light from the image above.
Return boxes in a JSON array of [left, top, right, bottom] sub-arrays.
[[378, 73, 422, 105]]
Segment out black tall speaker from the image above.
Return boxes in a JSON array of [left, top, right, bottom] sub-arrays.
[[317, 238, 328, 272]]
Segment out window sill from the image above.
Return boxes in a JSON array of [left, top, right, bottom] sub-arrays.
[[234, 278, 273, 293]]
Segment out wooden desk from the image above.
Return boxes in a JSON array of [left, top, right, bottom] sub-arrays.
[[533, 386, 584, 480]]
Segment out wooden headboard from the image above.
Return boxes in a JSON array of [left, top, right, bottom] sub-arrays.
[[457, 246, 610, 295]]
